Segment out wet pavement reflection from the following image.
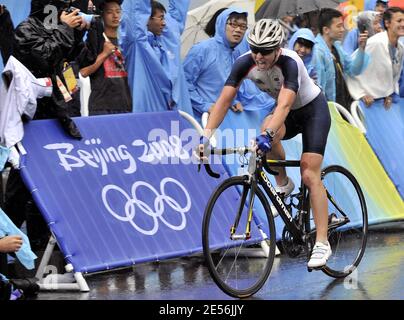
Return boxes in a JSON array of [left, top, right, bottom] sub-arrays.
[[34, 223, 404, 300]]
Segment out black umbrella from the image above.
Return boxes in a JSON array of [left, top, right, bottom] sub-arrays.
[[256, 0, 342, 20]]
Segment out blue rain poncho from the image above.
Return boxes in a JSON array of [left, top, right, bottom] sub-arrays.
[[183, 8, 275, 121], [312, 33, 370, 102], [288, 28, 317, 80], [0, 208, 37, 270], [120, 0, 193, 114]]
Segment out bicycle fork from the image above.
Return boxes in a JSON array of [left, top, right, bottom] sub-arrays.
[[230, 181, 256, 241]]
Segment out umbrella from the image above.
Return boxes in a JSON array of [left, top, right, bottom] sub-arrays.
[[181, 0, 255, 59], [256, 0, 342, 19], [388, 0, 404, 9]]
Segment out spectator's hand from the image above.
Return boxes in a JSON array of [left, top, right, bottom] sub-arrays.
[[76, 17, 89, 31], [362, 95, 374, 107], [60, 9, 82, 29], [384, 96, 393, 109], [230, 102, 244, 113], [358, 31, 368, 50], [77, 12, 96, 30], [255, 133, 272, 153], [194, 136, 211, 162], [0, 236, 23, 253], [102, 40, 117, 58]]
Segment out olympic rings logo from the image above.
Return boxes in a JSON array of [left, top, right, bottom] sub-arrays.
[[102, 178, 191, 236]]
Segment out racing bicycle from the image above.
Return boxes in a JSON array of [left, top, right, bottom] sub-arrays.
[[199, 146, 368, 298]]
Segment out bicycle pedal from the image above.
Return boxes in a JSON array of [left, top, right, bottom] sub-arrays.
[[328, 213, 345, 224]]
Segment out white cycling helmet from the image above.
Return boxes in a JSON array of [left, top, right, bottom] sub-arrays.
[[247, 19, 285, 49]]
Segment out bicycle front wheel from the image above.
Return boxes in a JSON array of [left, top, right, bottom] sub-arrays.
[[319, 165, 368, 278], [202, 176, 276, 298]]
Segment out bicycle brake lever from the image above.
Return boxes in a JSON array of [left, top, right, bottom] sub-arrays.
[[196, 150, 220, 178], [204, 163, 220, 179]]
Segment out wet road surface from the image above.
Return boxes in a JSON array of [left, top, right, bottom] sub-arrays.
[[32, 222, 404, 300]]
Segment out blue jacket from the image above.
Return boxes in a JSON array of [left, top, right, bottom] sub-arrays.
[[120, 0, 193, 114], [288, 28, 317, 80], [182, 8, 275, 119], [312, 34, 369, 102]]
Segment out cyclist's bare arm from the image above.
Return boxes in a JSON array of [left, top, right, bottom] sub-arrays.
[[260, 87, 296, 136], [203, 85, 238, 138]]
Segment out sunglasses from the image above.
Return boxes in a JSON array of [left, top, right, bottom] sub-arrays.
[[250, 46, 276, 56]]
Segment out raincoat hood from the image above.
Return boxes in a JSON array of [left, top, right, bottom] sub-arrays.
[[214, 7, 248, 49], [288, 28, 315, 66]]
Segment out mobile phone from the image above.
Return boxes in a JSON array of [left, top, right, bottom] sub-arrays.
[[358, 22, 367, 33]]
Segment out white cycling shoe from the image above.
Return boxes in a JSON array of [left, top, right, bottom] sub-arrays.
[[270, 177, 295, 218], [275, 176, 295, 197], [307, 241, 332, 269]]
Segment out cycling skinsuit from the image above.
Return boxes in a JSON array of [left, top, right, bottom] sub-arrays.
[[225, 48, 331, 155]]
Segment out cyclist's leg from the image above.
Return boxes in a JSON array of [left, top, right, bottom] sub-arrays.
[[300, 153, 328, 243], [300, 93, 330, 241], [299, 93, 331, 267]]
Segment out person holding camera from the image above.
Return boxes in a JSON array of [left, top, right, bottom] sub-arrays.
[[312, 8, 369, 110], [347, 7, 404, 108], [4, 0, 90, 252], [343, 11, 382, 55]]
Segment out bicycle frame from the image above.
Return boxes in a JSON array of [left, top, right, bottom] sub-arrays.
[[255, 160, 308, 245], [201, 147, 311, 245], [202, 147, 357, 237]]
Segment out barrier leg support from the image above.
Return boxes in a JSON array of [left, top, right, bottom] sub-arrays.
[[35, 235, 90, 292]]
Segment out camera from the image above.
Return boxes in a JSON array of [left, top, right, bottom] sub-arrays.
[[65, 6, 80, 14], [64, 6, 97, 24], [357, 21, 367, 34]]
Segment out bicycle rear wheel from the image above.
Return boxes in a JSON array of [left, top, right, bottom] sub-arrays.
[[202, 176, 276, 298], [317, 165, 368, 278]]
